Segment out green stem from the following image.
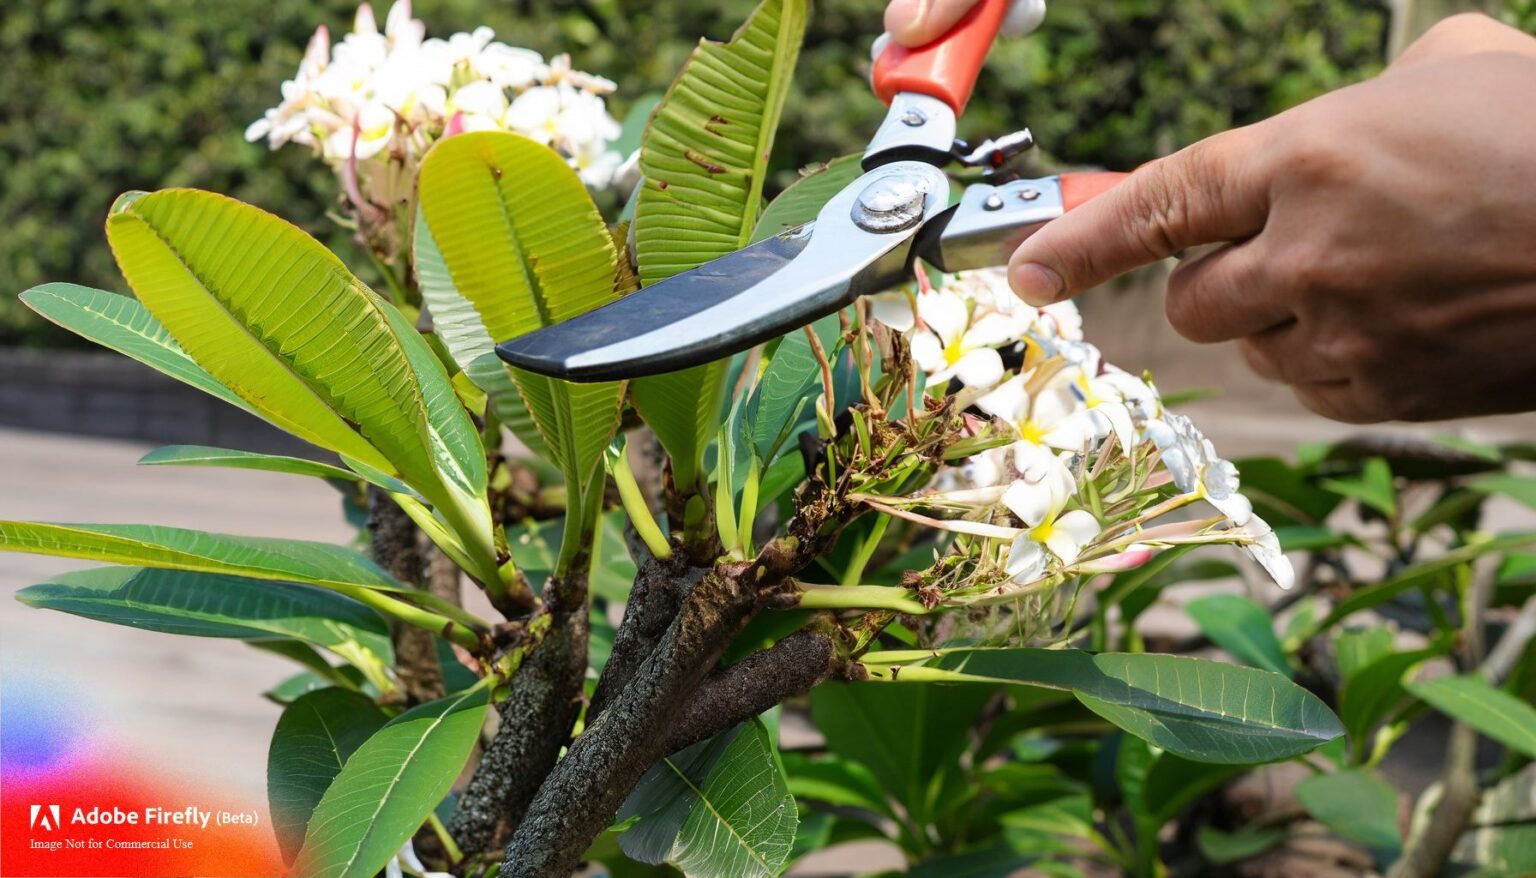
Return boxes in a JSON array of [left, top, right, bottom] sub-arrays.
[[428, 812, 463, 864], [337, 585, 483, 651], [612, 443, 672, 560], [840, 515, 890, 586], [794, 584, 932, 615]]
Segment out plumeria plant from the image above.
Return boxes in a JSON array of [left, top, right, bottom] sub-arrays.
[[9, 1, 1535, 877]]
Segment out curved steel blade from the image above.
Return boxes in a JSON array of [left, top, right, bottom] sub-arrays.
[[497, 162, 951, 382]]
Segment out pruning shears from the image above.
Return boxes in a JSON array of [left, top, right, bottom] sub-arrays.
[[498, 0, 1125, 382]]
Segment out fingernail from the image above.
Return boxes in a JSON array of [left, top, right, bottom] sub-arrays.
[[1010, 261, 1064, 306]]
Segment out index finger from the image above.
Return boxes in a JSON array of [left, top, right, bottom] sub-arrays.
[[1007, 123, 1274, 305]]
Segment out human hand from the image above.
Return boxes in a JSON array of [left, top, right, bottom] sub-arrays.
[[1005, 14, 1536, 423], [884, 0, 1044, 47]]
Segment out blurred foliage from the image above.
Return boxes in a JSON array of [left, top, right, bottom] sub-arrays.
[[3, 0, 1390, 346]]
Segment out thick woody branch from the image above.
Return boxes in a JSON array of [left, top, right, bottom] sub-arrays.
[[449, 604, 588, 861], [663, 628, 856, 755], [367, 487, 445, 705], [498, 567, 760, 878]]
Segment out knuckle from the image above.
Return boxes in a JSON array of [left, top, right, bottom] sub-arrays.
[[1125, 161, 1194, 258]]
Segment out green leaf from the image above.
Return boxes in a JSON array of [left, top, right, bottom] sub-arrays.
[[629, 0, 809, 490], [1184, 594, 1289, 675], [20, 282, 257, 417], [1232, 456, 1342, 526], [1320, 457, 1396, 517], [414, 210, 552, 464], [1197, 826, 1284, 864], [1471, 474, 1536, 511], [1141, 751, 1247, 825], [418, 132, 624, 513], [618, 719, 797, 878], [867, 649, 1343, 764], [1294, 770, 1402, 851], [782, 754, 892, 816], [742, 312, 842, 464], [294, 685, 489, 878], [809, 681, 989, 822], [0, 521, 403, 593], [1335, 628, 1396, 682], [1408, 673, 1536, 758], [105, 189, 487, 535], [267, 688, 388, 864], [15, 566, 391, 665], [1339, 641, 1447, 756], [138, 445, 358, 482], [906, 845, 1035, 878], [749, 155, 863, 244], [1312, 532, 1536, 633]]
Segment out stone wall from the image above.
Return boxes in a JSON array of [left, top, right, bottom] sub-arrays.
[[0, 347, 313, 456]]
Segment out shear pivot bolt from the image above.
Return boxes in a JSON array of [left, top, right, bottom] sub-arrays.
[[983, 194, 1005, 211], [901, 109, 927, 127], [852, 173, 929, 233], [1018, 187, 1042, 202]]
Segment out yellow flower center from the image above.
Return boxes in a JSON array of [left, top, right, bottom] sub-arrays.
[[1017, 419, 1046, 445], [1030, 519, 1055, 542], [943, 337, 965, 366]]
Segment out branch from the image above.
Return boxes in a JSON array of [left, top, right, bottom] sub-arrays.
[[367, 487, 445, 705], [498, 566, 760, 878], [449, 604, 588, 861], [663, 628, 854, 755]]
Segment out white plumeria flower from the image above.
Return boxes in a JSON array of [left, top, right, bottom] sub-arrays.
[[247, 1, 622, 191], [1038, 300, 1083, 340], [867, 288, 916, 332], [1240, 517, 1295, 590], [322, 101, 396, 161], [1060, 368, 1137, 453], [1002, 461, 1099, 584], [386, 840, 453, 878], [1147, 413, 1253, 525], [1003, 443, 1077, 527], [570, 138, 624, 188], [909, 292, 1014, 388], [977, 372, 1097, 459]]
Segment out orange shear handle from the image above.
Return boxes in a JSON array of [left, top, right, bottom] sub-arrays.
[[871, 0, 1010, 114]]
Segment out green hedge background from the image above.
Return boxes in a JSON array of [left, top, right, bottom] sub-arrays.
[[2, 0, 1394, 346]]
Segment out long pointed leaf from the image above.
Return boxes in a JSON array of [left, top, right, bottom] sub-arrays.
[[417, 132, 625, 508], [16, 566, 392, 662], [294, 685, 489, 878], [0, 520, 403, 593], [138, 445, 359, 482], [105, 189, 486, 538], [629, 0, 808, 489], [20, 282, 256, 416], [268, 688, 389, 865], [865, 649, 1343, 764]]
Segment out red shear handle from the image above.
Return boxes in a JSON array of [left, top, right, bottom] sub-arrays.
[[1061, 171, 1130, 212], [872, 0, 1010, 114]]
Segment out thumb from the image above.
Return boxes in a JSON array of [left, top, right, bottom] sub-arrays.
[[885, 0, 983, 48], [1008, 125, 1273, 305]]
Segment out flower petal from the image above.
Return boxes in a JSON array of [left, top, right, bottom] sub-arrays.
[[868, 291, 916, 332], [1006, 535, 1046, 583], [953, 348, 1004, 389], [909, 331, 945, 373], [1046, 509, 1100, 562], [917, 291, 967, 344], [977, 375, 1029, 422]]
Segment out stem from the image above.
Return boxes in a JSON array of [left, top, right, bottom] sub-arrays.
[[841, 515, 890, 585], [804, 324, 836, 414], [612, 443, 672, 560], [428, 812, 463, 864], [794, 583, 932, 615], [344, 586, 483, 651]]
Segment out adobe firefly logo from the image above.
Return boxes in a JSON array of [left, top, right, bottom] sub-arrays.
[[30, 804, 62, 832]]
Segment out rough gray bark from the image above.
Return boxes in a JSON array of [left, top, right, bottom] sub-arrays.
[[366, 487, 445, 705], [449, 606, 589, 860], [663, 629, 847, 755], [498, 567, 759, 878]]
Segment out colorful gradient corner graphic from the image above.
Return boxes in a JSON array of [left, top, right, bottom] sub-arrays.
[[1, 666, 285, 876]]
